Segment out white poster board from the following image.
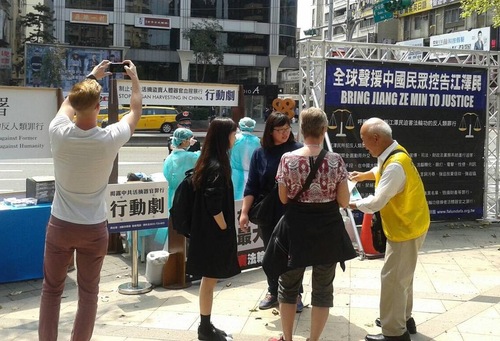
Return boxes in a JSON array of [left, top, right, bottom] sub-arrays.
[[106, 181, 168, 232], [0, 86, 58, 159]]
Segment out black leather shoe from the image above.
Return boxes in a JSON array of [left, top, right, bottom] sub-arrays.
[[365, 331, 411, 341], [375, 317, 417, 334]]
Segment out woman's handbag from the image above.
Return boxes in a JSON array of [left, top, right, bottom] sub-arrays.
[[248, 184, 279, 226]]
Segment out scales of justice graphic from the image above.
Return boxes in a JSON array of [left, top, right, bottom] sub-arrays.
[[459, 112, 481, 138], [329, 109, 355, 137]]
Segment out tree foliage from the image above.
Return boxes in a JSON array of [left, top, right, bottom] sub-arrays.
[[460, 0, 500, 27], [40, 47, 65, 87], [15, 3, 57, 82], [18, 3, 56, 46], [182, 19, 225, 82]]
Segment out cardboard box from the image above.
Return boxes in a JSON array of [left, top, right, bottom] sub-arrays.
[[26, 176, 55, 203]]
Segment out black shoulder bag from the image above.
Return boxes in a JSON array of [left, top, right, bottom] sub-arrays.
[[371, 149, 409, 253], [262, 149, 327, 279], [247, 183, 280, 226], [289, 149, 327, 202], [248, 149, 327, 225]]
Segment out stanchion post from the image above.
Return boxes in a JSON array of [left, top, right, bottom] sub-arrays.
[[118, 230, 153, 295]]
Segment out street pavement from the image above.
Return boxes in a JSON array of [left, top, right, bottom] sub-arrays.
[[1, 221, 499, 340]]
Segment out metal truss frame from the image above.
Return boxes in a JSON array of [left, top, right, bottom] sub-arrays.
[[298, 39, 500, 220]]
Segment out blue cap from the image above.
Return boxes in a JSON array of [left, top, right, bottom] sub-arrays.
[[239, 117, 256, 132], [172, 128, 193, 147]]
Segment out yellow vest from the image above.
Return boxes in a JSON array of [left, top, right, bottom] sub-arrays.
[[375, 147, 430, 242]]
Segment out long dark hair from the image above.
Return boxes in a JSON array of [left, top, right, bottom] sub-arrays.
[[261, 112, 295, 150], [193, 117, 237, 189]]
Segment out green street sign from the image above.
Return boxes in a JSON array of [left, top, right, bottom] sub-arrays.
[[304, 28, 317, 36], [374, 0, 394, 23]]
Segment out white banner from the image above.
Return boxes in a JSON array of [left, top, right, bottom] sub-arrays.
[[0, 87, 57, 159], [395, 38, 425, 61], [430, 27, 491, 51], [117, 80, 240, 107]]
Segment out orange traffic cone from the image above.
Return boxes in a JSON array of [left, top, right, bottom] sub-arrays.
[[360, 213, 385, 258]]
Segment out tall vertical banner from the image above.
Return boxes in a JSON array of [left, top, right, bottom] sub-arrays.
[[235, 200, 264, 270], [325, 60, 487, 221]]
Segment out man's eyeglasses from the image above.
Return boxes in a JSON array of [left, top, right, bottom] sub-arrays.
[[273, 126, 291, 133]]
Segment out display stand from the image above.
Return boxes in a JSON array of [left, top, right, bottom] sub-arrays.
[[343, 207, 366, 260], [162, 228, 191, 289], [118, 230, 153, 295]]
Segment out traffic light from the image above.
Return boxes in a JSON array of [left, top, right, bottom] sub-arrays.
[[384, 0, 413, 12], [304, 28, 317, 36]]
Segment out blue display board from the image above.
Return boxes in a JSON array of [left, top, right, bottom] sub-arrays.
[[325, 59, 488, 221]]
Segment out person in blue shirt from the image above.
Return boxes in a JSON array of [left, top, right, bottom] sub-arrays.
[[157, 128, 200, 245], [230, 117, 261, 200], [238, 112, 304, 311]]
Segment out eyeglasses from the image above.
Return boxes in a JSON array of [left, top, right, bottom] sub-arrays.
[[273, 126, 291, 133]]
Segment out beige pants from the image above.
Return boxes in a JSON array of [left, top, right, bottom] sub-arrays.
[[379, 232, 427, 336]]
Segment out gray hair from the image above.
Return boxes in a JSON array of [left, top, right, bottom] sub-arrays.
[[300, 107, 328, 138], [364, 117, 392, 138]]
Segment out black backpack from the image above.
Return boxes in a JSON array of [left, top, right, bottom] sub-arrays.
[[169, 168, 195, 238]]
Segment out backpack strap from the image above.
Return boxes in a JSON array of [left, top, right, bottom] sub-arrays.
[[292, 148, 327, 201], [380, 149, 409, 175]]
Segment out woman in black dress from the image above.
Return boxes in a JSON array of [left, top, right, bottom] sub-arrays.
[[187, 117, 240, 341]]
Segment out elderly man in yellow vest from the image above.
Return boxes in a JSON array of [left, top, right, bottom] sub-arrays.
[[349, 117, 430, 341]]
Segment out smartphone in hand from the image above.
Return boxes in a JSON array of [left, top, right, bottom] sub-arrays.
[[109, 62, 128, 73]]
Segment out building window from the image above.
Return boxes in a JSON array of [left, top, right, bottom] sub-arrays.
[[359, 18, 374, 29], [414, 15, 421, 30], [279, 36, 296, 57], [125, 0, 179, 15], [191, 0, 269, 22], [138, 62, 178, 81], [280, 0, 297, 27], [66, 0, 113, 11], [334, 26, 344, 35], [65, 23, 112, 47], [444, 7, 463, 27], [124, 26, 179, 50], [225, 32, 269, 55], [228, 0, 269, 22], [222, 65, 266, 84]]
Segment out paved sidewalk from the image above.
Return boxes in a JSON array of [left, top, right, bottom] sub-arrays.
[[1, 221, 499, 341]]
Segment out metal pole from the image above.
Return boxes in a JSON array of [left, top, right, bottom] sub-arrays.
[[327, 0, 334, 40], [345, 0, 351, 41], [118, 230, 153, 295], [131, 230, 139, 287]]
